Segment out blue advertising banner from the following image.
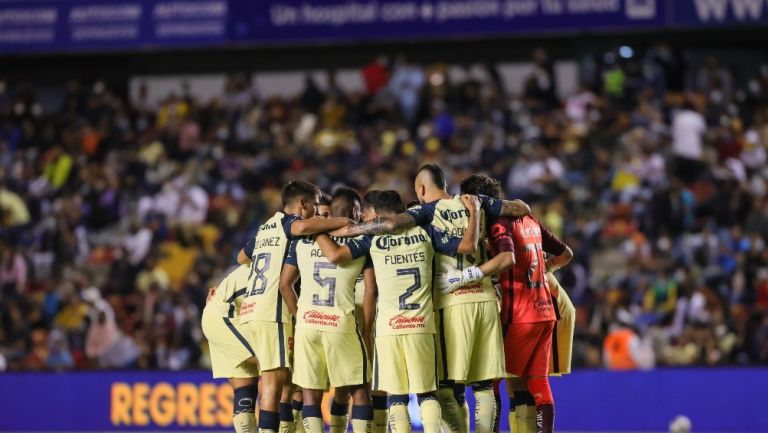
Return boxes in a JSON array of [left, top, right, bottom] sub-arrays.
[[0, 0, 228, 53], [228, 0, 665, 44], [671, 0, 768, 26], [2, 1, 768, 54], [1, 368, 767, 432]]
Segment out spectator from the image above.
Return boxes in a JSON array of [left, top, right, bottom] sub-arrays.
[[671, 98, 707, 182], [0, 242, 27, 298]]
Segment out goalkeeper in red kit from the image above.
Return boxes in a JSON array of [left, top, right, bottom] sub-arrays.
[[454, 174, 572, 433]]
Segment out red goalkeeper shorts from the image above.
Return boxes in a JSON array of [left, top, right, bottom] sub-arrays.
[[503, 321, 555, 378]]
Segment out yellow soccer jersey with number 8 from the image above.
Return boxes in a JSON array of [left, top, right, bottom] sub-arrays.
[[239, 211, 299, 325], [347, 225, 462, 336], [286, 236, 368, 333]]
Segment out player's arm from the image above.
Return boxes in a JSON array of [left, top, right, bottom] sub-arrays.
[[315, 234, 372, 264], [237, 236, 256, 264], [477, 194, 530, 219], [499, 199, 530, 217], [362, 265, 377, 357], [289, 216, 353, 237], [456, 194, 481, 254], [540, 223, 573, 272], [479, 218, 516, 276], [477, 250, 515, 276], [278, 241, 300, 315], [315, 234, 355, 263], [329, 212, 417, 237], [278, 264, 300, 316]]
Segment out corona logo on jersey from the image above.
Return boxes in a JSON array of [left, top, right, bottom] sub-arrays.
[[110, 382, 233, 427], [439, 208, 470, 221], [375, 233, 428, 250]]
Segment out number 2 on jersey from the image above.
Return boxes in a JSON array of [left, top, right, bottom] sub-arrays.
[[397, 268, 421, 310], [525, 242, 545, 289], [312, 262, 337, 307], [248, 252, 272, 296]]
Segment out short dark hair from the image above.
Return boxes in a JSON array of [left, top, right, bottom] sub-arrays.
[[281, 180, 320, 206], [370, 190, 405, 214], [418, 163, 447, 190], [318, 192, 332, 207], [363, 190, 381, 210], [331, 186, 362, 218], [460, 173, 503, 199]]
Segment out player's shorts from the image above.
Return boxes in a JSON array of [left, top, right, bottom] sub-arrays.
[[504, 321, 555, 378], [550, 286, 575, 376], [293, 327, 370, 390], [436, 301, 506, 383], [201, 307, 260, 379], [241, 319, 293, 372], [373, 333, 438, 395]]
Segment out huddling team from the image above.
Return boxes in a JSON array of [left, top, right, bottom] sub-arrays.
[[201, 164, 575, 433]]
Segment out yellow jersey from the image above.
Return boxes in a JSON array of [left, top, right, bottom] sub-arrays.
[[239, 211, 300, 324], [348, 225, 462, 336], [407, 195, 502, 309], [286, 236, 369, 333], [208, 265, 251, 318]]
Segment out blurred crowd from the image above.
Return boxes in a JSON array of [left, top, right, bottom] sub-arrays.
[[1, 44, 767, 372]]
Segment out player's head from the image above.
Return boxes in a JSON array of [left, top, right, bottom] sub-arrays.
[[370, 190, 405, 216], [460, 173, 503, 199], [414, 163, 447, 203], [331, 186, 363, 222], [281, 180, 321, 219], [362, 190, 382, 221], [317, 192, 332, 218]]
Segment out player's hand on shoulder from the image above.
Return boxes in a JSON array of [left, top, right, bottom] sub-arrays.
[[460, 194, 481, 214]]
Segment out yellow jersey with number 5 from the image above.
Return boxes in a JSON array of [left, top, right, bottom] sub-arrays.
[[286, 236, 367, 333]]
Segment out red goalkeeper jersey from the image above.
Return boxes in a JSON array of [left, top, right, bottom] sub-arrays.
[[490, 215, 565, 325]]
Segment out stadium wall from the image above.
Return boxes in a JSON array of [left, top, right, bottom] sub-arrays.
[[0, 369, 765, 433]]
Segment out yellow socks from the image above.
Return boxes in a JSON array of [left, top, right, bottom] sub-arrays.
[[302, 405, 324, 433], [471, 384, 496, 433], [330, 399, 349, 433], [351, 405, 373, 433], [437, 386, 463, 433], [233, 385, 258, 433], [388, 396, 411, 433], [371, 395, 388, 433], [418, 396, 442, 433]]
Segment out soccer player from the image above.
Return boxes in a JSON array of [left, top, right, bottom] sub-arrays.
[[236, 180, 354, 433], [318, 190, 482, 433], [331, 164, 526, 433], [278, 186, 374, 433], [358, 191, 389, 433], [317, 193, 332, 218], [458, 174, 573, 433], [202, 265, 259, 433]]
